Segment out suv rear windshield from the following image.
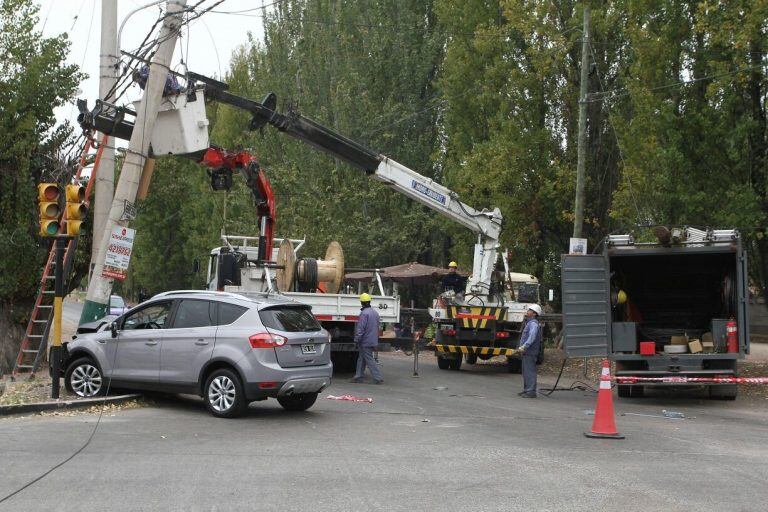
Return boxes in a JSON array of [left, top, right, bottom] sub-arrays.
[[259, 306, 321, 332]]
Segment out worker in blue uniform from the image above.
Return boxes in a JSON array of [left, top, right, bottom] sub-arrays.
[[350, 293, 384, 384], [517, 304, 543, 398]]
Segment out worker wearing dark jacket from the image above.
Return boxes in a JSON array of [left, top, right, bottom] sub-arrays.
[[351, 293, 383, 384], [441, 261, 466, 294], [517, 304, 543, 398]]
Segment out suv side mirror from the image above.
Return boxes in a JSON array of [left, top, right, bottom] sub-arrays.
[[110, 322, 118, 338]]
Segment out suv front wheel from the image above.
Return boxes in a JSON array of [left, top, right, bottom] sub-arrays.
[[204, 369, 247, 418], [277, 392, 318, 412], [65, 357, 106, 397]]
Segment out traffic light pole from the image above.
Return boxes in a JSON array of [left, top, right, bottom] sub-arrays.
[[80, 0, 187, 325], [51, 236, 66, 399]]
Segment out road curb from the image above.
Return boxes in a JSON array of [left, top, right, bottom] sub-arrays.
[[0, 394, 142, 417]]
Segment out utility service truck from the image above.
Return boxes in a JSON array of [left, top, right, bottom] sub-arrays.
[[206, 235, 399, 373], [562, 227, 749, 400]]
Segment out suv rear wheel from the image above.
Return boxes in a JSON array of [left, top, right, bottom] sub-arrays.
[[65, 357, 106, 397], [204, 369, 247, 418], [277, 393, 318, 411]]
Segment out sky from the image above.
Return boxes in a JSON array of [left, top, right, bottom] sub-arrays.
[[35, 0, 268, 129]]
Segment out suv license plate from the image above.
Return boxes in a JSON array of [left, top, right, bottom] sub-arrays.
[[301, 344, 316, 354]]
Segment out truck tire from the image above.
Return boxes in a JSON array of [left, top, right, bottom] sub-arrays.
[[617, 385, 644, 398], [448, 357, 462, 371], [465, 354, 478, 365], [506, 357, 522, 374], [437, 356, 450, 370], [332, 352, 357, 374], [709, 384, 737, 400]]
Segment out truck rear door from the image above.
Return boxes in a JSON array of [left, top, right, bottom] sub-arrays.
[[561, 254, 611, 357]]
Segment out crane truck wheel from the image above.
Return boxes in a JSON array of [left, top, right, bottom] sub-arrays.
[[437, 356, 451, 370], [448, 357, 462, 371], [465, 354, 478, 365]]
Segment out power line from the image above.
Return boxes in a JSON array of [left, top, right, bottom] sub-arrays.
[[588, 41, 643, 225], [585, 63, 767, 103]]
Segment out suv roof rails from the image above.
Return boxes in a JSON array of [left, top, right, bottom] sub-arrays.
[[151, 290, 248, 300]]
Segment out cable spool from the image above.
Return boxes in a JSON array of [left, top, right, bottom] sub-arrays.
[[275, 239, 296, 292], [295, 241, 345, 293]]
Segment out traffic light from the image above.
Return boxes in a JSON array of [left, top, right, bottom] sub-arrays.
[[38, 183, 61, 237], [65, 184, 87, 236]]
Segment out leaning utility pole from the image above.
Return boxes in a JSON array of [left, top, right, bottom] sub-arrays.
[[80, 0, 187, 324], [573, 5, 590, 239], [93, 0, 119, 272]]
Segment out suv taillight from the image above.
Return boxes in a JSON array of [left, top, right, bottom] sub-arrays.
[[249, 333, 287, 349]]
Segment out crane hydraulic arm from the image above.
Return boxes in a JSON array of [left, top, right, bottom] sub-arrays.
[[190, 73, 502, 296]]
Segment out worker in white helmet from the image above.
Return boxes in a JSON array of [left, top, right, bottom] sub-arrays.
[[516, 304, 543, 398]]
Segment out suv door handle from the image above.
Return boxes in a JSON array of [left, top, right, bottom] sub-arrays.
[[195, 339, 209, 346], [145, 340, 158, 346]]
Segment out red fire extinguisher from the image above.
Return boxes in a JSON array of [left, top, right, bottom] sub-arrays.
[[726, 318, 738, 353]]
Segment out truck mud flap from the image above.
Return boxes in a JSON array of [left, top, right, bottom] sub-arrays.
[[435, 344, 516, 357]]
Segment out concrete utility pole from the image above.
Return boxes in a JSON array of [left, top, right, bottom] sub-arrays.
[[573, 5, 590, 239], [80, 0, 188, 324], [93, 0, 119, 272]]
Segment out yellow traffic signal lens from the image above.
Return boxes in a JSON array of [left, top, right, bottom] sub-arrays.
[[65, 184, 85, 202], [66, 202, 87, 220], [41, 221, 60, 236], [66, 220, 82, 236], [38, 183, 60, 202], [39, 202, 60, 218]]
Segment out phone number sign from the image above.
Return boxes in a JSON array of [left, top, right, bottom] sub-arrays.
[[102, 226, 135, 282]]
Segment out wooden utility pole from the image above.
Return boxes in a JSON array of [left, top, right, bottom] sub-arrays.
[[80, 0, 188, 324], [573, 5, 590, 239]]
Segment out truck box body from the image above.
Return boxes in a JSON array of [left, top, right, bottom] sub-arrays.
[[562, 236, 748, 398]]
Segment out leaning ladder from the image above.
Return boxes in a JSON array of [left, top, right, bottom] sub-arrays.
[[11, 135, 107, 379]]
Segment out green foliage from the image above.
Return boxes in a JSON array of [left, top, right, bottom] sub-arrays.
[[0, 0, 83, 303]]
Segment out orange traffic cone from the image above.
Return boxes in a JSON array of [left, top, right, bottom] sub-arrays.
[[584, 359, 625, 439]]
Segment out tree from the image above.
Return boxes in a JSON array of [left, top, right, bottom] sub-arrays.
[[0, 0, 83, 373]]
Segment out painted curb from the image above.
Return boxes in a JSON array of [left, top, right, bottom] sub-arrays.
[[0, 393, 142, 416]]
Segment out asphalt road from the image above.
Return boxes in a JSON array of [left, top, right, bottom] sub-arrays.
[[1, 353, 767, 511]]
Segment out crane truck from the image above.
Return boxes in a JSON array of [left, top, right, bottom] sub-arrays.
[[78, 70, 541, 373]]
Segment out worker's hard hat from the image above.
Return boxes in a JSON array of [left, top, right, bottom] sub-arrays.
[[617, 290, 628, 305], [360, 293, 372, 303], [528, 304, 543, 316], [448, 261, 458, 268]]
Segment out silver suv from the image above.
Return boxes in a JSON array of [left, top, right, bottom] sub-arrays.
[[62, 291, 332, 418]]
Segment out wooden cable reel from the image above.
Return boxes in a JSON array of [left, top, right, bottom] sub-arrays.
[[275, 239, 296, 292], [275, 240, 345, 294]]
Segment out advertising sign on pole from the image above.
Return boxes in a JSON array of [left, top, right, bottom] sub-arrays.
[[102, 226, 135, 281]]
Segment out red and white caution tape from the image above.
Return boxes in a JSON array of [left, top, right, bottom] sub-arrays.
[[614, 376, 768, 385], [325, 394, 374, 403]]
